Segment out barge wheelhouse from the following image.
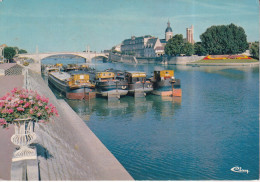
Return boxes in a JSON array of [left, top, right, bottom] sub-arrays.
[[125, 71, 153, 95], [95, 72, 128, 97]]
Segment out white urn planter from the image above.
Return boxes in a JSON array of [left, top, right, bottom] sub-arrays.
[[10, 118, 37, 162]]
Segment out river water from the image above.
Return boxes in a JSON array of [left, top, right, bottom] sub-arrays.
[[43, 58, 259, 180]]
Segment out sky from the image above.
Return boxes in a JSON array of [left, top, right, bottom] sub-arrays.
[[0, 0, 259, 53]]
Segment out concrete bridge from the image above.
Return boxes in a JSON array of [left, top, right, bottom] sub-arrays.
[[17, 51, 109, 63]]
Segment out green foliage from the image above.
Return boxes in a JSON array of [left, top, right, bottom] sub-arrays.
[[181, 43, 194, 56], [3, 47, 16, 61], [194, 42, 207, 56], [165, 34, 194, 56], [250, 42, 259, 59], [18, 49, 28, 54], [200, 23, 248, 55]]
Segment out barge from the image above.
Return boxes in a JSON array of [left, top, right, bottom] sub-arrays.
[[125, 71, 153, 96], [48, 71, 95, 100], [95, 72, 128, 98], [151, 70, 182, 97]]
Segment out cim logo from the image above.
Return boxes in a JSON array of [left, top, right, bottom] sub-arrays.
[[231, 166, 249, 174]]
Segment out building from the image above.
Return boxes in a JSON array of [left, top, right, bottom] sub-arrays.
[[165, 21, 173, 41], [186, 25, 195, 44], [144, 38, 164, 57], [160, 21, 173, 47], [119, 21, 174, 57], [121, 35, 153, 57]]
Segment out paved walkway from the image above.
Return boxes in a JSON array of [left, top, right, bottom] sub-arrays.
[[0, 75, 24, 180]]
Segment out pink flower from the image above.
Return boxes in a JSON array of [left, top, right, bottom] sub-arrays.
[[14, 103, 19, 107], [0, 118, 7, 125], [37, 112, 41, 117], [19, 100, 24, 104], [29, 108, 34, 114], [17, 107, 24, 112], [23, 102, 30, 108], [34, 106, 38, 110], [11, 88, 18, 94], [36, 95, 41, 101], [8, 109, 14, 114], [0, 96, 7, 100], [41, 97, 49, 103], [0, 102, 4, 107], [38, 102, 43, 106], [45, 106, 49, 110]]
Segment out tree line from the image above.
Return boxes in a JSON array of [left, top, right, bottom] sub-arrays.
[[165, 23, 258, 59], [1, 46, 27, 62]]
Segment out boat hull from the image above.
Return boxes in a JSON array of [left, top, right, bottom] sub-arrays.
[[152, 79, 181, 97], [95, 80, 128, 97], [127, 82, 153, 95]]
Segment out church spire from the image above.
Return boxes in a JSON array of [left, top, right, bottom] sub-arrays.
[[167, 20, 170, 27]]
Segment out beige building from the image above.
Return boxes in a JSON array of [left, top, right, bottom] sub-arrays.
[[120, 21, 174, 57], [186, 25, 195, 44]]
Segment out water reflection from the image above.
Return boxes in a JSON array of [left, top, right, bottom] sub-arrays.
[[66, 95, 182, 121]]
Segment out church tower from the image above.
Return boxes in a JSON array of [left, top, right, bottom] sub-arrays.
[[165, 20, 173, 41]]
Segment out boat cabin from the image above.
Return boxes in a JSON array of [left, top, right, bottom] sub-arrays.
[[68, 73, 91, 87], [55, 63, 63, 67], [95, 72, 115, 81], [154, 70, 174, 81], [125, 71, 147, 83]]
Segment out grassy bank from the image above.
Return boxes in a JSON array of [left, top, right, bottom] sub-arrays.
[[193, 59, 259, 63]]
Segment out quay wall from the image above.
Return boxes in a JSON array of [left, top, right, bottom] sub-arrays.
[[167, 55, 205, 64], [26, 70, 133, 180], [109, 53, 204, 65]]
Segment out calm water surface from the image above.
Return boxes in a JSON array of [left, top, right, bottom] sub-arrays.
[[43, 58, 259, 180]]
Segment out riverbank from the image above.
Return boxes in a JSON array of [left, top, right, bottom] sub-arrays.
[[187, 61, 259, 66], [0, 64, 133, 180], [187, 58, 259, 66]]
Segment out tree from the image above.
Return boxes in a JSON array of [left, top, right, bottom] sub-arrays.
[[200, 23, 248, 55], [3, 47, 16, 62], [18, 49, 28, 54], [194, 42, 207, 56], [250, 42, 259, 59], [181, 42, 194, 56], [165, 34, 194, 56]]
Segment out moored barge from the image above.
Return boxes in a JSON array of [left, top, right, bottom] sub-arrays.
[[48, 71, 95, 100], [125, 71, 153, 96], [151, 70, 182, 97], [95, 72, 128, 98]]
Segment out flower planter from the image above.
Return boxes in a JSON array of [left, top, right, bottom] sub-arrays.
[[10, 118, 37, 162]]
